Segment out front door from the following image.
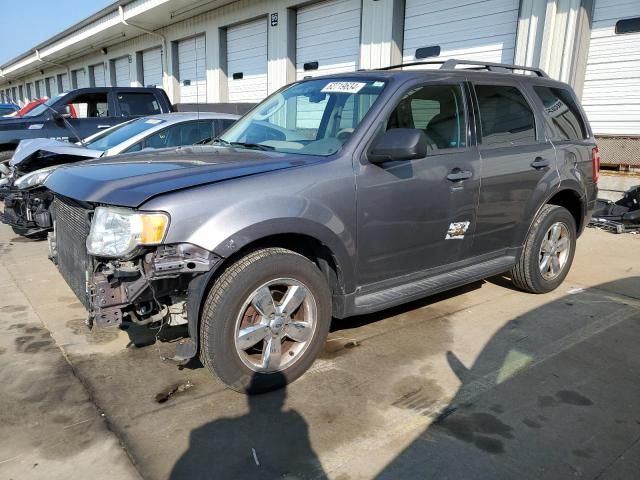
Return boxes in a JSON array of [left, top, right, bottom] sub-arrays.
[[46, 91, 116, 142], [356, 82, 481, 287]]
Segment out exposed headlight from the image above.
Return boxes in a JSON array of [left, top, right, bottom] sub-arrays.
[[86, 207, 169, 258], [14, 166, 56, 189]]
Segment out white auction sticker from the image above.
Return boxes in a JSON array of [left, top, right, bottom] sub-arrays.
[[321, 82, 366, 94], [145, 119, 164, 124]]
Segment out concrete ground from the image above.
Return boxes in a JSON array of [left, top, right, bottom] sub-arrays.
[[0, 223, 638, 480]]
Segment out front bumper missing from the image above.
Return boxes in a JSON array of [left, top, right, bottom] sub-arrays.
[[49, 235, 221, 330]]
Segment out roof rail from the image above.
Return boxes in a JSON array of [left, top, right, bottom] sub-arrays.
[[376, 59, 549, 78]]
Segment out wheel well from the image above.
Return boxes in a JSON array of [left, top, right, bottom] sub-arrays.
[[547, 189, 583, 233], [216, 234, 344, 296]]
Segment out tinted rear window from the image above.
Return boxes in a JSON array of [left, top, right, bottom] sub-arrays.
[[118, 92, 162, 116], [475, 85, 536, 147], [534, 86, 587, 141]]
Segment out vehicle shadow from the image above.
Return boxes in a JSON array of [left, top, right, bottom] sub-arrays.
[[170, 372, 328, 480], [375, 277, 640, 479]]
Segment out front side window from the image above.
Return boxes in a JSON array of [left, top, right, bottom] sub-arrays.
[[84, 117, 166, 151], [118, 93, 162, 117], [63, 92, 110, 118], [220, 78, 387, 156], [386, 85, 466, 150], [533, 86, 587, 141], [475, 85, 536, 147]]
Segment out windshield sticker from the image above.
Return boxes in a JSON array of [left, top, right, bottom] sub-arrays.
[[28, 124, 44, 130], [145, 119, 164, 124], [372, 81, 385, 88], [321, 82, 367, 94]]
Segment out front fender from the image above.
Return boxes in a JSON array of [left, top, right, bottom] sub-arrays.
[[142, 159, 358, 292]]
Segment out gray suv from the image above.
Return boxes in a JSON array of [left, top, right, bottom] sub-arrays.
[[44, 60, 598, 393]]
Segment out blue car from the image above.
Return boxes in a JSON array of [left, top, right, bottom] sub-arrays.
[[0, 103, 20, 117]]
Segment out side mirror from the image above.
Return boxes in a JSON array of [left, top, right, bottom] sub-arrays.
[[367, 128, 428, 164], [53, 109, 71, 122]]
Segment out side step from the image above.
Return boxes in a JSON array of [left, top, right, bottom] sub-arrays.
[[353, 256, 516, 315]]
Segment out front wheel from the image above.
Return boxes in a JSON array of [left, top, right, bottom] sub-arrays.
[[511, 204, 577, 293], [200, 247, 332, 393]]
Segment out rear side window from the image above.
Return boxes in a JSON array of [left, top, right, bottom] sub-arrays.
[[475, 85, 536, 147], [533, 86, 587, 141], [118, 92, 162, 116]]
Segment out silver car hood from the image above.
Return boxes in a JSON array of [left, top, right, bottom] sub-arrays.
[[10, 138, 103, 167]]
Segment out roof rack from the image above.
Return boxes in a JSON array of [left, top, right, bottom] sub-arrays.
[[376, 59, 549, 78]]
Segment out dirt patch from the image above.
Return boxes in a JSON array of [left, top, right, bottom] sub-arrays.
[[66, 317, 119, 344]]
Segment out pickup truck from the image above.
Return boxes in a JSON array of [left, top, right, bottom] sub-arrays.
[[0, 87, 173, 166]]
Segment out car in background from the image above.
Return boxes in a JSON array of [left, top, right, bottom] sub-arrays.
[[2, 99, 74, 119], [0, 111, 239, 237], [0, 87, 173, 166], [0, 103, 20, 116]]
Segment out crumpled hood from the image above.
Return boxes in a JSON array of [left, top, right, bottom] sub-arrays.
[[44, 145, 323, 208], [11, 138, 103, 168]]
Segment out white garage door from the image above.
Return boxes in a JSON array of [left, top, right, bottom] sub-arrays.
[[91, 63, 106, 87], [403, 0, 519, 65], [73, 69, 87, 89], [178, 35, 206, 103], [227, 19, 268, 103], [296, 0, 361, 80], [35, 79, 44, 98], [142, 47, 163, 88], [114, 57, 130, 87], [582, 1, 640, 136], [58, 73, 70, 92]]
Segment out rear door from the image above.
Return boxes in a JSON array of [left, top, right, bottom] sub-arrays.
[[356, 81, 481, 286], [470, 79, 559, 257], [115, 91, 164, 119]]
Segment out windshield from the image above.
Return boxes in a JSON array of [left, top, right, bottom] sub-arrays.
[[84, 117, 166, 151], [219, 78, 387, 156], [23, 94, 65, 118]]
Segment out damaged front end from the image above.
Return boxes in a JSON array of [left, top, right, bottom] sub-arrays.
[[0, 186, 54, 237], [49, 195, 222, 361]]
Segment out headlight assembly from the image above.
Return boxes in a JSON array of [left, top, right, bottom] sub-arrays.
[[14, 166, 56, 189], [86, 207, 169, 258]]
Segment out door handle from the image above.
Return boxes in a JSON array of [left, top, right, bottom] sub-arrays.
[[530, 157, 550, 169], [97, 124, 112, 129], [447, 168, 473, 182]]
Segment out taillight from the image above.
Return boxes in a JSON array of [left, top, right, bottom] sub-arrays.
[[592, 146, 600, 183]]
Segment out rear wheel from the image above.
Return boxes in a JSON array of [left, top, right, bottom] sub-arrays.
[[200, 248, 331, 393], [511, 204, 576, 293]]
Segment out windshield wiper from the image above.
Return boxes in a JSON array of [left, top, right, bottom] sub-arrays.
[[209, 138, 275, 151], [229, 142, 275, 151]]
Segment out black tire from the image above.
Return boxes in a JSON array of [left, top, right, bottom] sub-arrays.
[[200, 247, 332, 394], [511, 204, 577, 294]]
